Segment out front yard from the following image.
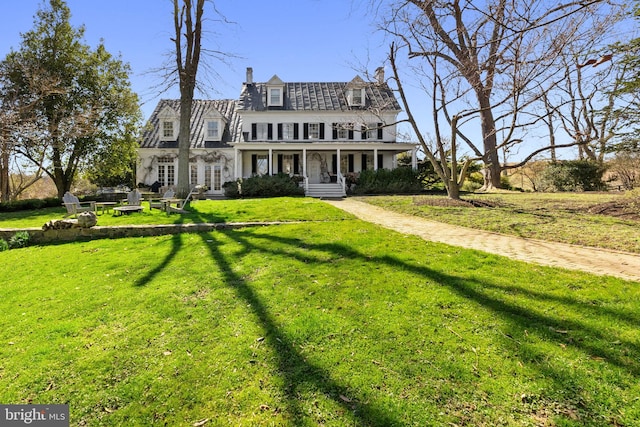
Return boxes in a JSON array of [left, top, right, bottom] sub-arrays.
[[1, 197, 638, 425]]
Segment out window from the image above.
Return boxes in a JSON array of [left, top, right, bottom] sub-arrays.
[[282, 154, 294, 174], [341, 154, 355, 173], [308, 123, 320, 139], [190, 163, 198, 186], [162, 121, 174, 139], [252, 123, 271, 140], [363, 122, 384, 140], [207, 121, 219, 139], [206, 165, 222, 191], [268, 87, 282, 106], [348, 88, 365, 107], [333, 123, 353, 140], [282, 123, 296, 140], [157, 157, 175, 187], [256, 155, 268, 175]]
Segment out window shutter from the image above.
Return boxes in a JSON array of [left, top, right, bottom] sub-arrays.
[[268, 124, 273, 140], [303, 123, 309, 140], [348, 154, 354, 172], [362, 154, 367, 171], [348, 127, 354, 140], [251, 154, 257, 174], [332, 123, 338, 140], [293, 154, 299, 174], [378, 154, 384, 169], [319, 123, 325, 140], [251, 124, 257, 141], [377, 123, 383, 140], [294, 123, 299, 140], [277, 124, 283, 140], [278, 154, 283, 173], [361, 125, 367, 140], [332, 154, 337, 174]]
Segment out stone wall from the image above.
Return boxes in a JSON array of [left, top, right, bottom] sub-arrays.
[[0, 222, 277, 245]]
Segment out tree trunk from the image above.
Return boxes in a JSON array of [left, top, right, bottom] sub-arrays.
[[478, 97, 501, 190], [176, 92, 193, 197], [0, 127, 10, 202]]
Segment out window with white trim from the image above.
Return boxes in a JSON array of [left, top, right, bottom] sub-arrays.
[[256, 123, 269, 140], [190, 163, 198, 185], [308, 123, 320, 139], [157, 157, 175, 187], [256, 154, 268, 175], [162, 121, 174, 139], [268, 87, 282, 106], [206, 121, 220, 139], [348, 88, 365, 107], [282, 123, 295, 140]]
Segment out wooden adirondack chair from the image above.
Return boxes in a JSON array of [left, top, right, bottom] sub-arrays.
[[62, 192, 96, 218], [125, 189, 142, 206], [149, 189, 175, 210]]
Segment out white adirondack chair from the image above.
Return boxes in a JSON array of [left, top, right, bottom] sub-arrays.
[[62, 192, 96, 218]]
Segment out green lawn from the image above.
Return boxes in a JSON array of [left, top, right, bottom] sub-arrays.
[[1, 198, 639, 426], [358, 192, 640, 253], [0, 197, 351, 228]]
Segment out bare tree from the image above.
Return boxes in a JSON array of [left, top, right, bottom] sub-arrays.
[[390, 42, 474, 199], [172, 0, 204, 197], [167, 0, 235, 197], [374, 0, 627, 189]]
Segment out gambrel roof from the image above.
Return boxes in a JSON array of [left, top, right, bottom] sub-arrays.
[[140, 99, 241, 149], [237, 78, 401, 112]]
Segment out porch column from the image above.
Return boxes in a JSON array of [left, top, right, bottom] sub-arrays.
[[234, 147, 241, 179], [303, 148, 307, 177], [268, 148, 273, 175], [412, 147, 418, 170], [336, 148, 341, 176], [374, 148, 378, 170]]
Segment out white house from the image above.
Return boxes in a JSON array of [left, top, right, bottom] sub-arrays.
[[137, 68, 417, 197]]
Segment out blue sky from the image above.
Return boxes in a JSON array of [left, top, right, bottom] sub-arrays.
[[1, 0, 387, 120]]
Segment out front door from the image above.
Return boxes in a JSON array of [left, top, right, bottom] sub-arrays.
[[205, 164, 223, 194], [308, 157, 321, 184]]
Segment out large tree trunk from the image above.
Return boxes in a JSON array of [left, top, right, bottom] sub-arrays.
[[176, 92, 193, 197]]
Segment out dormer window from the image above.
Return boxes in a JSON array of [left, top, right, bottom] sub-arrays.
[[207, 120, 220, 140], [348, 88, 365, 107], [266, 74, 285, 107], [162, 121, 175, 140], [351, 89, 364, 106], [269, 88, 282, 106], [346, 75, 367, 107]]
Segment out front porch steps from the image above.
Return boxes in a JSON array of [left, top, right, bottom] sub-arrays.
[[305, 183, 345, 199]]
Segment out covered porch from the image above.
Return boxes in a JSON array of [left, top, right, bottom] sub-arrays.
[[233, 142, 418, 197]]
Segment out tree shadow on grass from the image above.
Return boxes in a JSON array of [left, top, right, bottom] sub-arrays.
[[221, 227, 639, 423], [236, 230, 640, 377], [201, 232, 402, 426], [128, 211, 638, 424]]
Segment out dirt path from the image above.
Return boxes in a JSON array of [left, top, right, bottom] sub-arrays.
[[325, 198, 640, 283]]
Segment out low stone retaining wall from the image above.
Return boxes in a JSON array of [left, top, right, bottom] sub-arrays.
[[0, 222, 281, 245]]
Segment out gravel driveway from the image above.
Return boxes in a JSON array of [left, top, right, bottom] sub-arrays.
[[325, 198, 640, 282]]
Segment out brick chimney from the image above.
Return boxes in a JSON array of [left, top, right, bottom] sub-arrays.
[[246, 67, 253, 85]]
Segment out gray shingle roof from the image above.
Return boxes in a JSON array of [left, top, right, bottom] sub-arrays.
[[237, 81, 401, 112], [140, 99, 241, 149]]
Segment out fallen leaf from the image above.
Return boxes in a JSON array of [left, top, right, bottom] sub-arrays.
[[163, 350, 172, 356], [259, 404, 270, 411], [339, 395, 352, 403], [192, 419, 209, 426]]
